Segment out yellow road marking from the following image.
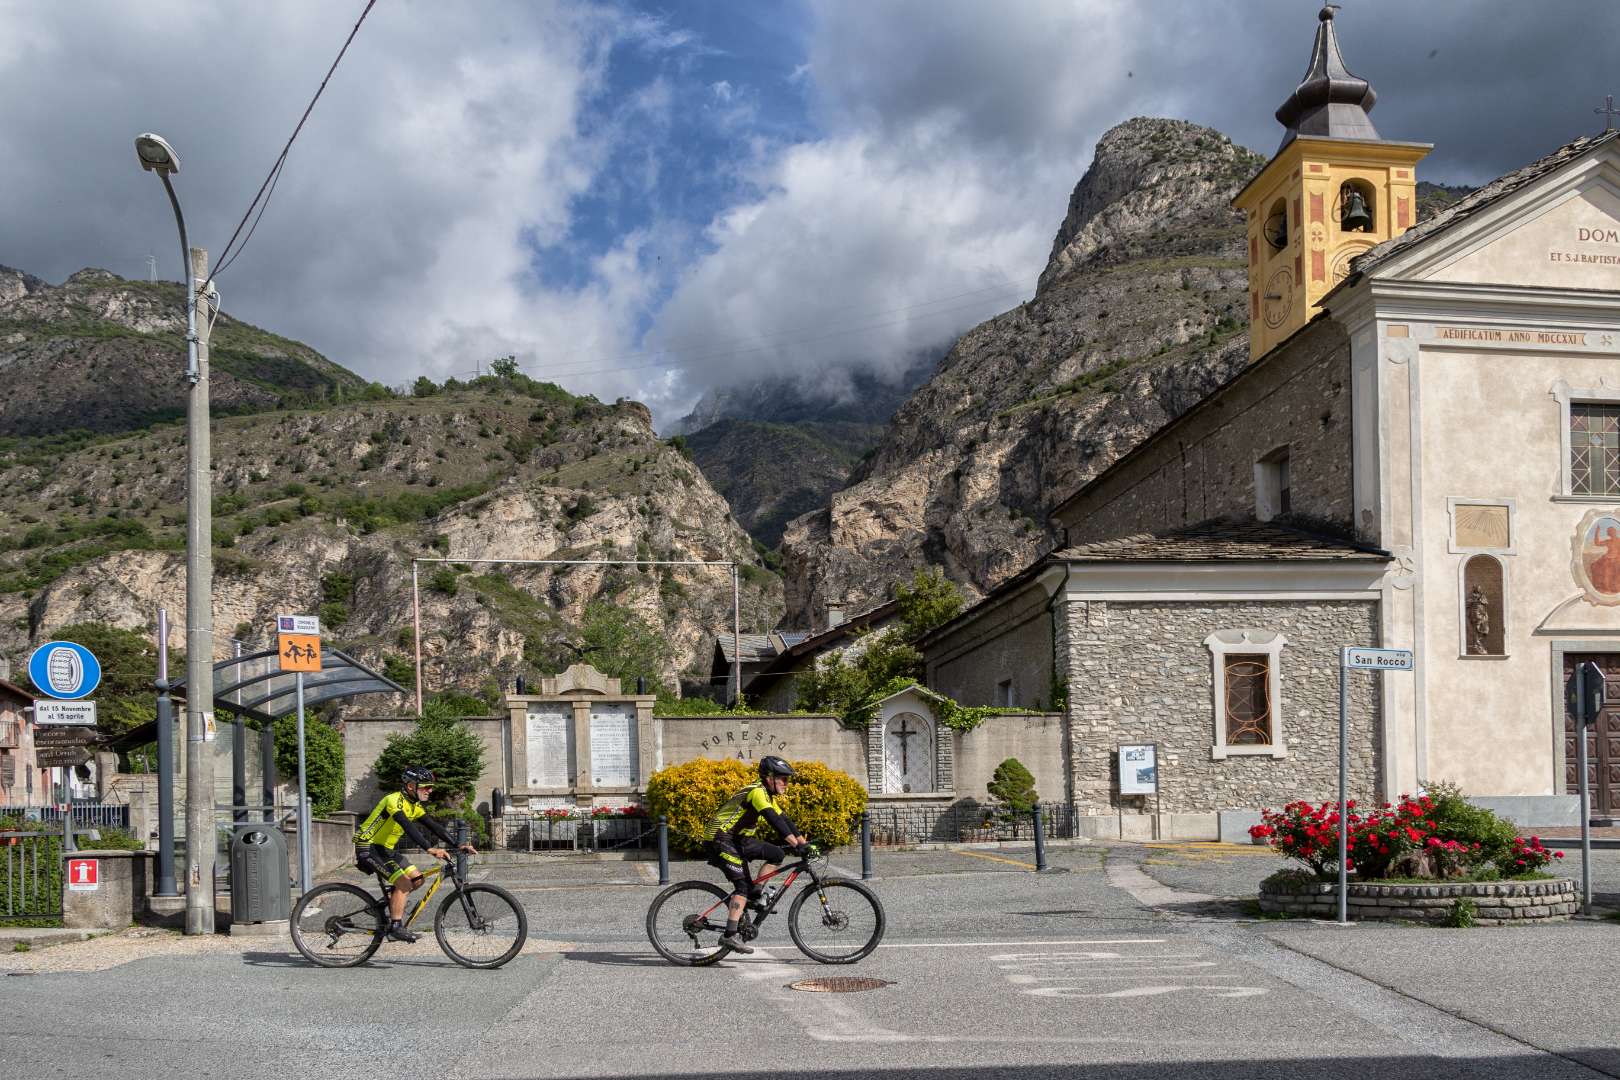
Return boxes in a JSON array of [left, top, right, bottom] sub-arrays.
[[952, 849, 1039, 870]]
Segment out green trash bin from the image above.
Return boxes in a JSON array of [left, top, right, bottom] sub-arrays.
[[229, 822, 290, 923]]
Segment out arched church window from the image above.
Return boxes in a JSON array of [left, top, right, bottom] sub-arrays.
[[1461, 555, 1506, 657], [1337, 180, 1375, 234]]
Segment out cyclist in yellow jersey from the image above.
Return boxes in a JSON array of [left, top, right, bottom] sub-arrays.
[[354, 766, 476, 942], [706, 755, 812, 953]]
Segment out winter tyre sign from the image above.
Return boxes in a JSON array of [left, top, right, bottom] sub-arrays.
[[27, 641, 102, 700]]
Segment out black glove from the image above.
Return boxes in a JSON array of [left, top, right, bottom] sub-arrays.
[[793, 842, 812, 857]]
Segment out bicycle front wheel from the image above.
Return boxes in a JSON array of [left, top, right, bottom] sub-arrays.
[[290, 883, 386, 968], [434, 884, 528, 969], [646, 880, 732, 966], [788, 878, 885, 964]]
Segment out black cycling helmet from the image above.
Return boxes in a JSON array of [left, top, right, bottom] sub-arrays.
[[402, 765, 436, 787], [758, 755, 794, 781]]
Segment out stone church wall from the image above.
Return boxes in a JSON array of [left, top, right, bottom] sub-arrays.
[[1054, 318, 1355, 542], [926, 581, 1057, 711], [1060, 597, 1380, 817]]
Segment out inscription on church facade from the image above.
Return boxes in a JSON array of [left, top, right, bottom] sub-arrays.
[[1436, 327, 1587, 346]]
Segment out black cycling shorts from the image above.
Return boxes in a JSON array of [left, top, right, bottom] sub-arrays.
[[356, 844, 419, 886], [708, 837, 784, 896]]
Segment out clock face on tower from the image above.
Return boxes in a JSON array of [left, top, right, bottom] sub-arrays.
[[1262, 268, 1294, 329]]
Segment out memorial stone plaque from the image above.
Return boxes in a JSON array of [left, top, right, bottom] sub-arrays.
[[525, 705, 572, 788], [589, 703, 638, 786]]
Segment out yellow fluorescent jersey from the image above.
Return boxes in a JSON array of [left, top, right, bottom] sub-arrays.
[[354, 790, 427, 850], [708, 782, 783, 840]]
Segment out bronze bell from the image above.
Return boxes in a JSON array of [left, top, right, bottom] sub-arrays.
[[1340, 188, 1373, 232]]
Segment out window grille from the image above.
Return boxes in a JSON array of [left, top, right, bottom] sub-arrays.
[[1571, 403, 1620, 497], [1224, 654, 1272, 745]]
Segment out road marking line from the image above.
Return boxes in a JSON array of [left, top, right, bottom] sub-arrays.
[[879, 938, 1166, 949], [951, 849, 1038, 869]]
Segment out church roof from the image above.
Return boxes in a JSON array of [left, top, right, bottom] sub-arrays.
[[714, 632, 804, 666], [1274, 5, 1380, 151], [1051, 518, 1388, 563], [1349, 128, 1620, 279]]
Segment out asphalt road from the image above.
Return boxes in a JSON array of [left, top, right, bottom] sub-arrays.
[[2, 844, 1617, 1080]]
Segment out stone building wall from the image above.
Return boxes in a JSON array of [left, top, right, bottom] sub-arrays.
[[926, 583, 1058, 711], [1054, 318, 1355, 543], [1061, 597, 1381, 815]]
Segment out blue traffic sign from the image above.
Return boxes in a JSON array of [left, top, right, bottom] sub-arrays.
[[27, 641, 102, 700]]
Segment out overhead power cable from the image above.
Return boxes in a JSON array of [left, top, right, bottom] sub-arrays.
[[207, 0, 379, 284]]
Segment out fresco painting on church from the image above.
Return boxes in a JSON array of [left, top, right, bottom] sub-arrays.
[[1573, 510, 1620, 605]]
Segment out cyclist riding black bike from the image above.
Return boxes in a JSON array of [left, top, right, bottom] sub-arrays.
[[354, 766, 475, 943], [705, 755, 813, 954]]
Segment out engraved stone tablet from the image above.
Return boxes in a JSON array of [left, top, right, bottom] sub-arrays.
[[526, 705, 571, 788], [590, 703, 638, 786]]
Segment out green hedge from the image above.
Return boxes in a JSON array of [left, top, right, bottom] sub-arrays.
[[645, 758, 867, 853]]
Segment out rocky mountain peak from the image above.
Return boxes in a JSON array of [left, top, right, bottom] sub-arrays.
[[1039, 117, 1265, 291], [64, 267, 121, 285]]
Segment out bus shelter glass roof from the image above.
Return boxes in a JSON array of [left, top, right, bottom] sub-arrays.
[[172, 647, 406, 723]]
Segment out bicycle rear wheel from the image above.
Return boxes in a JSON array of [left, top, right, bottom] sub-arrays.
[[290, 883, 386, 968], [646, 880, 732, 966], [434, 884, 528, 969], [788, 878, 885, 964]]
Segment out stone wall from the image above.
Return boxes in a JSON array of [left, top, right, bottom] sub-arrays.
[[927, 581, 1057, 711], [342, 716, 507, 814], [1260, 877, 1579, 924], [1060, 597, 1380, 815], [1054, 318, 1355, 542], [953, 713, 1068, 806], [658, 714, 866, 779]]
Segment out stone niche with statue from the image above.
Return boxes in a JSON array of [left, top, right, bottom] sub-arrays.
[[506, 664, 656, 811]]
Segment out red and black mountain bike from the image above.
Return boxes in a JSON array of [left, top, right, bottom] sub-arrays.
[[646, 847, 884, 966]]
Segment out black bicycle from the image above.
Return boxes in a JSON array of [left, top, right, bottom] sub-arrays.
[[290, 853, 527, 969], [646, 848, 884, 966]]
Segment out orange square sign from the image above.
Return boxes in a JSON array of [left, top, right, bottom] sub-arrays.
[[277, 633, 321, 672]]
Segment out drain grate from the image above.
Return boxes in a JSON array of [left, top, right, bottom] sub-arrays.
[[787, 976, 892, 993]]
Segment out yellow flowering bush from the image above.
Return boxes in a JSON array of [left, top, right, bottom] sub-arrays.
[[645, 757, 868, 853]]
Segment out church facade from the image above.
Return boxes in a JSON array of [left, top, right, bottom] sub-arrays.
[[922, 6, 1620, 833]]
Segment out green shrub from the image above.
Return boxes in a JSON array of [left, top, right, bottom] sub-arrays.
[[1444, 897, 1478, 928], [987, 758, 1038, 817], [373, 699, 488, 819], [274, 715, 345, 816], [428, 568, 459, 595], [77, 826, 144, 851], [645, 758, 867, 853], [1424, 780, 1518, 869]]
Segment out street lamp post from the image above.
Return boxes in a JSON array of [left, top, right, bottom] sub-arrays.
[[135, 134, 217, 935]]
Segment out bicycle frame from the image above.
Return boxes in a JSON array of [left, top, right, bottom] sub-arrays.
[[698, 855, 823, 929], [372, 856, 464, 929]]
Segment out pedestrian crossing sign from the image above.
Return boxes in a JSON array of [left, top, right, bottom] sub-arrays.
[[278, 632, 321, 672]]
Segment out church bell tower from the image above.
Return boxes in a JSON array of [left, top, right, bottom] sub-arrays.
[[1233, 5, 1432, 360]]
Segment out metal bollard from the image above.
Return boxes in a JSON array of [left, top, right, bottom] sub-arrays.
[[860, 811, 873, 881], [454, 819, 469, 880], [657, 816, 670, 886], [1032, 807, 1048, 872]]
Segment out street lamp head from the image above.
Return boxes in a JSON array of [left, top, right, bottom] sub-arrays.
[[134, 133, 180, 174]]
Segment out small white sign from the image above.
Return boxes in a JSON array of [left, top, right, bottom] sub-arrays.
[[202, 712, 217, 742], [1344, 648, 1415, 671], [276, 614, 321, 636], [33, 700, 97, 726], [1119, 743, 1158, 794]]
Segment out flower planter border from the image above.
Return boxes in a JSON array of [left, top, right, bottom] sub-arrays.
[[1259, 877, 1578, 924]]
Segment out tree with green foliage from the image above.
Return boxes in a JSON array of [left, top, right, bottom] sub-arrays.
[[22, 622, 175, 738], [894, 566, 965, 643], [987, 758, 1038, 817], [411, 375, 440, 398], [490, 355, 520, 380], [274, 714, 345, 816], [793, 630, 923, 718], [580, 601, 673, 693], [372, 695, 490, 843]]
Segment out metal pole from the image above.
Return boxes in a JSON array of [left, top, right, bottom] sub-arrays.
[[231, 641, 245, 823], [412, 562, 423, 717], [62, 800, 75, 853], [1338, 647, 1350, 925], [454, 818, 469, 881], [1577, 663, 1594, 916], [261, 717, 276, 826], [860, 811, 873, 881], [731, 564, 741, 705], [154, 607, 178, 896], [179, 240, 216, 936], [295, 671, 312, 893], [656, 816, 670, 886], [1032, 806, 1048, 872]]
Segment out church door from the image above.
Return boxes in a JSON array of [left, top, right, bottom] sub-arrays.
[[1564, 653, 1620, 816], [882, 712, 934, 794]]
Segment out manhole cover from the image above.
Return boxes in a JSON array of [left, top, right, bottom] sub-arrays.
[[787, 976, 892, 993]]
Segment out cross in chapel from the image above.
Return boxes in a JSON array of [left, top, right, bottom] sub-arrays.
[[1597, 95, 1619, 133], [891, 717, 918, 774]]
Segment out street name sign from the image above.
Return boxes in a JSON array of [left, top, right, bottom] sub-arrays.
[[1343, 648, 1414, 671], [33, 699, 97, 726], [36, 746, 92, 769], [26, 641, 101, 700]]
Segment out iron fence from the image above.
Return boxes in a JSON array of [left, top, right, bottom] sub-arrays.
[[495, 813, 660, 855], [31, 803, 130, 829], [862, 802, 1077, 847], [1, 829, 63, 921]]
